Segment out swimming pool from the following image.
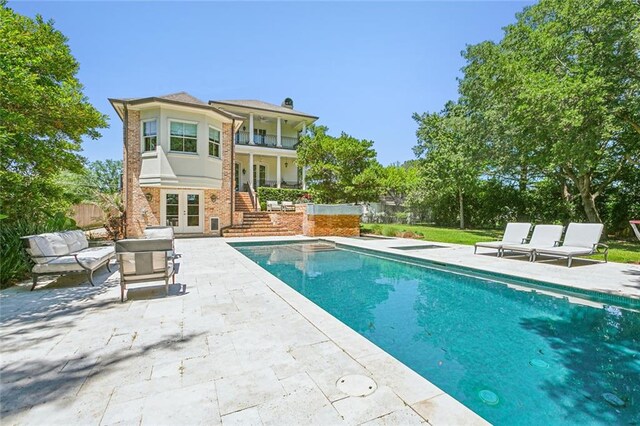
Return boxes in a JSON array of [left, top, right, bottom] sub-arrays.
[[234, 241, 640, 425]]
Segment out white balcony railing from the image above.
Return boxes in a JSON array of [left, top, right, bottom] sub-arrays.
[[235, 132, 298, 149]]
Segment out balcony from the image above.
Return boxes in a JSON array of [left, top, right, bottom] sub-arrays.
[[235, 132, 299, 150]]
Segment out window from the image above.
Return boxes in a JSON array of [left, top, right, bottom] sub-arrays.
[[208, 127, 221, 158], [142, 120, 157, 152], [170, 121, 198, 153]]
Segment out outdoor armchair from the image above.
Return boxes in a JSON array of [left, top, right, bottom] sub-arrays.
[[281, 201, 296, 212], [115, 238, 176, 302], [474, 222, 532, 257], [501, 224, 564, 261], [266, 200, 282, 211], [533, 223, 607, 267]]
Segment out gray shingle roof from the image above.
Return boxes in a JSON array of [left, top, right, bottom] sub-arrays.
[[158, 92, 208, 106], [209, 99, 317, 119]]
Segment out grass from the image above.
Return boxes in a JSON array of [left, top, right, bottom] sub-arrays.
[[362, 223, 640, 264]]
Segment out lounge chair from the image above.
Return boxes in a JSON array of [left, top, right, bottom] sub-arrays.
[[266, 200, 282, 211], [281, 201, 295, 212], [501, 224, 564, 261], [474, 222, 532, 256], [533, 223, 608, 267]]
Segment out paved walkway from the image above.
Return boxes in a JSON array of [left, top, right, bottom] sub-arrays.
[[1, 237, 486, 426]]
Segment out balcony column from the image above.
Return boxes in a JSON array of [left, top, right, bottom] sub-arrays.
[[302, 166, 306, 190], [276, 117, 282, 147], [276, 155, 281, 189], [302, 121, 306, 135], [249, 113, 254, 145], [249, 153, 254, 188]]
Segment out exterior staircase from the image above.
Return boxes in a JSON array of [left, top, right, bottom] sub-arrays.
[[235, 192, 254, 213], [223, 212, 297, 237], [226, 192, 297, 237]]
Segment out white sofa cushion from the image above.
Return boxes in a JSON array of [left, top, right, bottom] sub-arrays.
[[32, 246, 114, 274], [27, 233, 70, 263], [60, 230, 89, 253], [143, 227, 174, 240]]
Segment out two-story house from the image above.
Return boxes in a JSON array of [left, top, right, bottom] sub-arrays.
[[109, 92, 318, 237]]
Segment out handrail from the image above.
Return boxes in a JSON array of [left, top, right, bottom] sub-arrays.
[[248, 185, 258, 211]]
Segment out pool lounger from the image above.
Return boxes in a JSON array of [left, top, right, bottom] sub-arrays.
[[474, 222, 532, 257], [502, 224, 564, 261], [533, 223, 608, 267]]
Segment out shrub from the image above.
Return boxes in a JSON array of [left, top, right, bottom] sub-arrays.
[[382, 227, 398, 237], [256, 187, 310, 211], [0, 213, 77, 288]]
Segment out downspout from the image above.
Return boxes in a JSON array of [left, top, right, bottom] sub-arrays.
[[123, 103, 129, 238], [230, 118, 236, 227]]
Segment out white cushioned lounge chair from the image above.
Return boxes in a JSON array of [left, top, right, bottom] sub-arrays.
[[533, 223, 608, 267], [281, 201, 295, 212], [266, 200, 282, 211], [474, 222, 532, 257], [502, 224, 564, 261]]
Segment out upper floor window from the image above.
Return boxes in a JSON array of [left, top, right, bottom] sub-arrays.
[[142, 119, 157, 152], [170, 121, 198, 153], [208, 127, 221, 158]]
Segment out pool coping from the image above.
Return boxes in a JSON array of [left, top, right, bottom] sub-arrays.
[[227, 239, 490, 425]]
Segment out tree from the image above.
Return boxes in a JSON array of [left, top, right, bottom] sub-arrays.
[[0, 3, 108, 221], [379, 162, 421, 207], [460, 0, 640, 223], [87, 160, 122, 194], [297, 125, 382, 203], [413, 102, 485, 229]]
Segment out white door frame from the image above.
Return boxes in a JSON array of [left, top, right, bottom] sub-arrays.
[[160, 189, 204, 233]]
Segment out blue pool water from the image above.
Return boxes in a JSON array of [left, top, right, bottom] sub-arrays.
[[235, 242, 640, 425]]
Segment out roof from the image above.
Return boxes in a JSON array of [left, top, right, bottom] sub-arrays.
[[108, 92, 244, 121], [209, 99, 318, 119]]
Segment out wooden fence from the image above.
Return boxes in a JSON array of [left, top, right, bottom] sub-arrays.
[[71, 203, 105, 229]]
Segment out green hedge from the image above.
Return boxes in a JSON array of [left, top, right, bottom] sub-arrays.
[[0, 213, 77, 288], [256, 188, 310, 211]]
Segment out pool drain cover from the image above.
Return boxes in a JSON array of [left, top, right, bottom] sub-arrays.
[[479, 390, 500, 405], [602, 393, 625, 407], [529, 359, 549, 368], [336, 375, 377, 397]]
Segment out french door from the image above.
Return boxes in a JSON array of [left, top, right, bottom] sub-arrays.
[[253, 164, 266, 187], [161, 190, 204, 233]]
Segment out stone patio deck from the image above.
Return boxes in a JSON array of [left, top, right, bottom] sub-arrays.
[[1, 236, 638, 425]]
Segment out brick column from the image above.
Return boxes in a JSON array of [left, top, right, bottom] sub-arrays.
[[122, 109, 152, 237], [219, 122, 234, 228]]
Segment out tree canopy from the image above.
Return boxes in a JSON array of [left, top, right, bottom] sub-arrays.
[[460, 0, 640, 223], [296, 125, 382, 203], [0, 3, 108, 221]]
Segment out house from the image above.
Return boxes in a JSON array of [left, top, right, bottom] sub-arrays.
[[109, 92, 318, 237]]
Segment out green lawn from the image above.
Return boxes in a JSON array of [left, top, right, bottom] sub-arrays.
[[361, 223, 640, 264]]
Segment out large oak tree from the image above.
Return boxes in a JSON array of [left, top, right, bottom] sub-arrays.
[[460, 0, 640, 223]]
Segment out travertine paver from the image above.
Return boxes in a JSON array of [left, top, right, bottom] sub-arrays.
[[0, 237, 488, 425]]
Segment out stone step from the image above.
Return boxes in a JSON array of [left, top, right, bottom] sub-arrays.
[[223, 230, 297, 237], [232, 225, 288, 230]]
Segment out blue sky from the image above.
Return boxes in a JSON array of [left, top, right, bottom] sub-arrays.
[[11, 1, 532, 165]]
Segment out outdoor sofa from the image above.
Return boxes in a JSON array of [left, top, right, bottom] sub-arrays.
[[22, 230, 115, 290], [474, 222, 532, 256]]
